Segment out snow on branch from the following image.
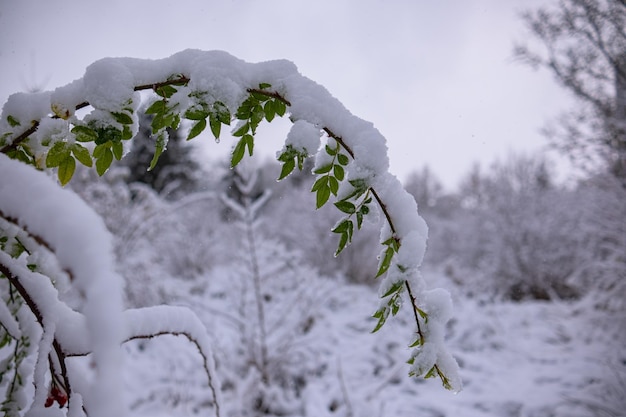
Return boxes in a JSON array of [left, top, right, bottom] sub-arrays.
[[0, 49, 461, 416]]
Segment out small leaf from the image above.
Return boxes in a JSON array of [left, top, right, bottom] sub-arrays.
[[149, 131, 168, 171], [185, 107, 209, 121], [335, 232, 349, 256], [356, 212, 364, 229], [313, 164, 332, 175], [274, 100, 287, 116], [96, 148, 113, 176], [232, 122, 249, 137], [156, 84, 177, 98], [264, 100, 275, 122], [112, 141, 123, 160], [334, 164, 344, 181], [382, 280, 404, 298], [7, 115, 20, 127], [57, 156, 76, 186], [71, 143, 92, 167], [46, 142, 70, 168], [337, 153, 349, 166], [93, 143, 106, 159], [332, 219, 351, 234], [334, 201, 355, 214], [371, 308, 389, 333], [258, 82, 272, 89], [376, 246, 395, 278], [209, 116, 221, 139], [329, 176, 339, 195], [316, 185, 331, 209], [122, 125, 133, 140], [278, 158, 295, 180], [111, 111, 133, 125], [424, 366, 437, 379], [325, 144, 337, 156], [145, 100, 166, 115], [409, 337, 423, 348], [188, 119, 207, 140], [311, 176, 328, 192], [231, 137, 247, 167], [244, 134, 254, 156], [214, 101, 231, 124]]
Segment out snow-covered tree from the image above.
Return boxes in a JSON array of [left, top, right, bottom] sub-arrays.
[[515, 0, 626, 182], [0, 50, 460, 416]]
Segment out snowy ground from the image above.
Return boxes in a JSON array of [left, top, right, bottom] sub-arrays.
[[118, 269, 626, 417]]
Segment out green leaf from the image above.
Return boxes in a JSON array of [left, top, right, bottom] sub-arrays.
[[332, 219, 351, 234], [112, 141, 123, 160], [409, 337, 423, 348], [316, 185, 331, 209], [7, 115, 20, 127], [206, 116, 219, 139], [149, 131, 167, 171], [244, 134, 254, 156], [334, 201, 355, 214], [329, 176, 339, 195], [111, 111, 133, 125], [325, 144, 337, 156], [337, 153, 349, 166], [311, 176, 328, 192], [57, 156, 76, 186], [371, 308, 389, 333], [231, 137, 247, 167], [264, 100, 275, 122], [382, 280, 404, 298], [232, 122, 249, 137], [94, 126, 122, 145], [251, 104, 265, 125], [334, 164, 344, 181], [71, 143, 92, 167], [258, 82, 272, 89], [96, 148, 113, 176], [424, 366, 437, 379], [214, 101, 231, 124], [313, 164, 333, 175], [155, 84, 177, 98], [146, 100, 166, 115], [356, 212, 364, 229], [188, 119, 207, 140], [278, 158, 295, 180], [274, 100, 287, 116], [376, 246, 395, 278], [122, 125, 133, 140], [336, 232, 349, 256], [185, 107, 209, 121], [46, 142, 70, 168], [251, 91, 269, 101]]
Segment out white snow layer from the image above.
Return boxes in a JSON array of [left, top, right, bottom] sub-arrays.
[[0, 49, 461, 413]]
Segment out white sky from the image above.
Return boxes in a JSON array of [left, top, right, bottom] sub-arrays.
[[0, 0, 572, 189]]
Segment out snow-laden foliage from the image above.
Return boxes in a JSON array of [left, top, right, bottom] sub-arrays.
[[0, 50, 459, 416]]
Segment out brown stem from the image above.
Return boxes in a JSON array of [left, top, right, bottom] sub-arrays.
[[0, 76, 191, 155], [246, 88, 292, 106], [322, 127, 397, 235]]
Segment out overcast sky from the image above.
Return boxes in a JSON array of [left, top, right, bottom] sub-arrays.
[[0, 0, 572, 189]]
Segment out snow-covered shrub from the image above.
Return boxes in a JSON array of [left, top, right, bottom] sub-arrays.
[[0, 50, 459, 416]]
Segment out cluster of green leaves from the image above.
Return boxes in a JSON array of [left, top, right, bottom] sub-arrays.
[[311, 142, 350, 209], [230, 83, 287, 167], [277, 145, 308, 180], [1, 116, 36, 167], [371, 237, 407, 333], [407, 358, 453, 390]]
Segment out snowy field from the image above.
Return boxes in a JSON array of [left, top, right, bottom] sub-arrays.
[[119, 270, 625, 417]]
